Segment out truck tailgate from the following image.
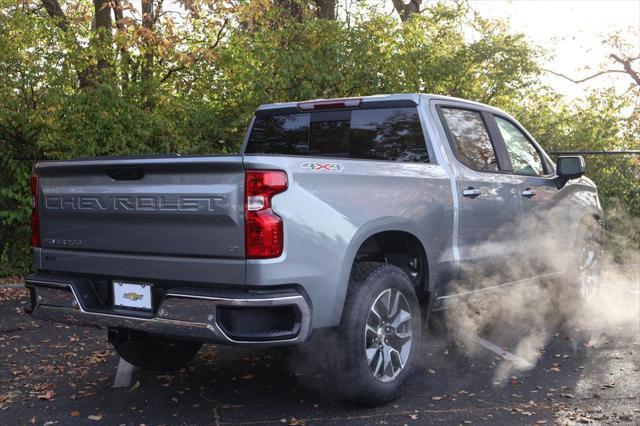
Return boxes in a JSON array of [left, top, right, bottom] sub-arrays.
[[34, 155, 246, 284]]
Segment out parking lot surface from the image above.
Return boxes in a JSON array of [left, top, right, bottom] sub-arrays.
[[1, 285, 638, 425]]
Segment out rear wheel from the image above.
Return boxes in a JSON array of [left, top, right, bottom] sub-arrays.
[[337, 262, 422, 405], [109, 329, 202, 371]]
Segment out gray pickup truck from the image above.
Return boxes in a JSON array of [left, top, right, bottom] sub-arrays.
[[25, 94, 602, 404]]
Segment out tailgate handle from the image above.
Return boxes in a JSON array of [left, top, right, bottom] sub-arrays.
[[106, 167, 144, 181]]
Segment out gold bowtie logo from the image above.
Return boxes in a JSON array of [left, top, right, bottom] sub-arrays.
[[123, 292, 144, 301]]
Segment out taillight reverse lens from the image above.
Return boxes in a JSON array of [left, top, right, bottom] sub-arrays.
[[30, 174, 41, 248], [245, 170, 287, 259]]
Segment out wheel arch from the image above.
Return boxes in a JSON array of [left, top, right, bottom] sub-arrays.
[[331, 219, 431, 325]]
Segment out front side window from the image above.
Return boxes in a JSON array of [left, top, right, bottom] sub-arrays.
[[495, 116, 545, 176], [246, 107, 429, 163], [440, 108, 499, 172]]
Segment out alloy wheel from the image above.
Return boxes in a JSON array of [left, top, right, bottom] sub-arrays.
[[578, 241, 600, 300], [364, 288, 413, 383]]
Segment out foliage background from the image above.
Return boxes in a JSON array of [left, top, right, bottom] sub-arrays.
[[0, 0, 638, 275]]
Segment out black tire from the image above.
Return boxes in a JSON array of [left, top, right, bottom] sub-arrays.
[[110, 330, 202, 371], [337, 262, 422, 405]]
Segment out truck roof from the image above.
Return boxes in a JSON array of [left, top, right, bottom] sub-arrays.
[[255, 93, 493, 113]]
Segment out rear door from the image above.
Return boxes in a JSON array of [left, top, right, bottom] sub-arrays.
[[35, 156, 246, 284], [435, 104, 523, 290]]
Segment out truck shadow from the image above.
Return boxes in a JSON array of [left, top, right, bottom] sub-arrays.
[[124, 322, 596, 424]]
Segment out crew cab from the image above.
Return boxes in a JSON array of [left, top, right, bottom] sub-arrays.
[[25, 94, 602, 404]]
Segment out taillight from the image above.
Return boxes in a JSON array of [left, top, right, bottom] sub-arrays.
[[245, 170, 288, 259], [30, 174, 41, 248]]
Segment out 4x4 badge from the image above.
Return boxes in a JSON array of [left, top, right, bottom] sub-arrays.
[[301, 162, 343, 172]]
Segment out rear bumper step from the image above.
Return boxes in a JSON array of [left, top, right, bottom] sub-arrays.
[[24, 273, 311, 345]]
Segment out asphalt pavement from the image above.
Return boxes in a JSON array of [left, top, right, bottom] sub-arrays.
[[1, 286, 638, 425]]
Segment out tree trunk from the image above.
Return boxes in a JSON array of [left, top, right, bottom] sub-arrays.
[[41, 0, 92, 87], [391, 0, 421, 22], [141, 0, 154, 82], [93, 0, 112, 76], [41, 0, 69, 31], [274, 0, 304, 22], [113, 0, 131, 90], [315, 0, 336, 20]]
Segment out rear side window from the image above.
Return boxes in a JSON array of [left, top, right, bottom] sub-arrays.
[[440, 108, 499, 172], [246, 108, 429, 163]]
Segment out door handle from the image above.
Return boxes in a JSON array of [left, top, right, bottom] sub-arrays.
[[521, 188, 536, 197], [462, 188, 481, 197]]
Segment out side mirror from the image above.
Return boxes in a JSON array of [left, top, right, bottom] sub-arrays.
[[556, 156, 585, 186]]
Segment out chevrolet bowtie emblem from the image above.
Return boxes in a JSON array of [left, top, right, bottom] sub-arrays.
[[123, 292, 144, 301]]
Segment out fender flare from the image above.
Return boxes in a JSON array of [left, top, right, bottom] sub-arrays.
[[330, 217, 432, 325]]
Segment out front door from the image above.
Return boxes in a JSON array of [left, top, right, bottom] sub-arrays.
[[491, 114, 567, 275]]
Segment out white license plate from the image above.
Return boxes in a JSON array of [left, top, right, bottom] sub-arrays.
[[113, 281, 153, 310]]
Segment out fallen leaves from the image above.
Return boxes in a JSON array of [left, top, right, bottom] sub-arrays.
[[87, 414, 103, 421], [69, 411, 81, 417], [70, 390, 96, 400], [37, 390, 55, 401], [0, 287, 29, 303], [280, 418, 305, 425], [87, 350, 110, 364]]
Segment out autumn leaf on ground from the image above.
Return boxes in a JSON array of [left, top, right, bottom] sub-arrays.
[[88, 414, 103, 421], [37, 390, 55, 400], [69, 411, 80, 417], [241, 373, 254, 380]]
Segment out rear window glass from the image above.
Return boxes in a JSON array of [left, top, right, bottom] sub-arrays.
[[440, 108, 499, 172], [245, 108, 429, 163]]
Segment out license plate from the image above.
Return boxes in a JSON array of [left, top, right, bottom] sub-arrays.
[[113, 281, 152, 311]]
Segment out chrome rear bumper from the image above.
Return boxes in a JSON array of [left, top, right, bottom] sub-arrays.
[[25, 273, 311, 346]]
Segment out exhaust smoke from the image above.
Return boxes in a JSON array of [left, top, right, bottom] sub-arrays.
[[443, 203, 640, 384]]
